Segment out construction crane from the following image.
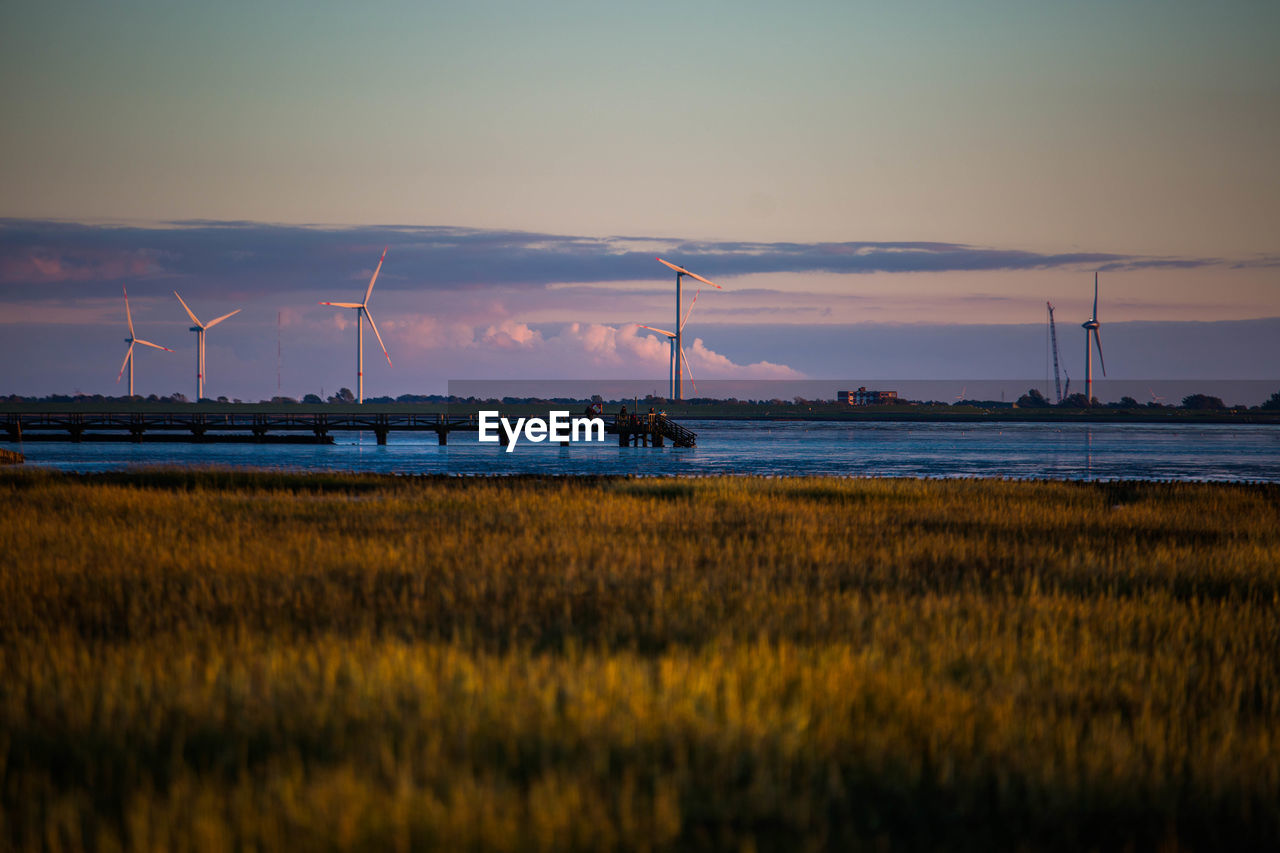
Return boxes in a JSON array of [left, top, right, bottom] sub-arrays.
[[1047, 301, 1065, 404]]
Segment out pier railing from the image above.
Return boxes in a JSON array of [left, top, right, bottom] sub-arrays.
[[2, 411, 479, 445], [4, 410, 697, 448], [608, 413, 696, 447]]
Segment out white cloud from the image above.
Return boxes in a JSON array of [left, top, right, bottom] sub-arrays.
[[687, 337, 804, 379], [481, 320, 542, 349], [290, 308, 803, 381], [547, 322, 803, 378]]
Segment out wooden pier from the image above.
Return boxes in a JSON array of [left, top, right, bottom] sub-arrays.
[[610, 413, 697, 447], [2, 410, 696, 448]]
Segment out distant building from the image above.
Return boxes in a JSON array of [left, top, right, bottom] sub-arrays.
[[839, 387, 898, 406]]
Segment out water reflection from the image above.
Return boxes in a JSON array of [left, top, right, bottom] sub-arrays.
[[1085, 428, 1094, 481], [10, 421, 1280, 482]]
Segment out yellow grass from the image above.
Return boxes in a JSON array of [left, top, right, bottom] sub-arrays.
[[1, 471, 1278, 850]]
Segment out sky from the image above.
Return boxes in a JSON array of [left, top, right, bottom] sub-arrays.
[[1, 1, 1277, 400]]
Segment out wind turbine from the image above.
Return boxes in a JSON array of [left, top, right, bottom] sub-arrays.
[[320, 247, 392, 404], [1082, 272, 1106, 405], [116, 285, 173, 397], [656, 258, 721, 400], [174, 292, 240, 401], [640, 291, 703, 398]]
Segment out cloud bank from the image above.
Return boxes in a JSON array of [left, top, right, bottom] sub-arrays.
[[1, 218, 1252, 296], [2, 219, 1273, 398]]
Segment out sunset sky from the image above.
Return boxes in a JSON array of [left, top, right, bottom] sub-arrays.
[[2, 1, 1277, 399]]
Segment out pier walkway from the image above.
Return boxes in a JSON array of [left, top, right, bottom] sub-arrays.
[[2, 410, 696, 448]]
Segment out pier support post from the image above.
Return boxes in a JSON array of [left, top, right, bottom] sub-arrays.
[[375, 429, 388, 446], [437, 429, 448, 446]]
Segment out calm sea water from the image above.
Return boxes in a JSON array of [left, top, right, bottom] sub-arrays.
[[9, 421, 1280, 481]]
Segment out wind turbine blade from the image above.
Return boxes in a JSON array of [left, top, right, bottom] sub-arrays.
[[1093, 272, 1099, 320], [680, 289, 701, 329], [204, 308, 241, 329], [681, 269, 720, 289], [123, 286, 135, 336], [656, 257, 722, 289], [680, 346, 697, 394], [134, 339, 173, 352], [1093, 329, 1106, 376], [320, 302, 363, 308], [364, 309, 392, 367], [174, 291, 201, 327], [363, 246, 388, 305], [117, 343, 134, 381], [638, 325, 676, 338]]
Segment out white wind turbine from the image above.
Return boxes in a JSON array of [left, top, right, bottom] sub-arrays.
[[116, 285, 173, 397], [639, 290, 703, 398], [174, 292, 240, 402], [320, 247, 392, 404], [1082, 272, 1106, 405], [656, 258, 721, 400]]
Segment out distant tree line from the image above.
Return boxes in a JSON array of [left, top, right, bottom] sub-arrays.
[[1013, 388, 1280, 411], [4, 389, 1280, 411]]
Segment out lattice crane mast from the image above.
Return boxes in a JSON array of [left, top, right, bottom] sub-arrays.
[[1047, 301, 1065, 404]]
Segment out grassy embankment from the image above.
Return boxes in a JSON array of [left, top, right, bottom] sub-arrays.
[[2, 471, 1278, 850]]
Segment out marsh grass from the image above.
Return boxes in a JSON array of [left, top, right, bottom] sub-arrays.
[[2, 471, 1278, 850]]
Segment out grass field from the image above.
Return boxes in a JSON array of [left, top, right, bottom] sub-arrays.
[[2, 471, 1278, 850]]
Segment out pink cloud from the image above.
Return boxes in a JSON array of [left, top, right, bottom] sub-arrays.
[[296, 310, 804, 380], [0, 248, 167, 283], [552, 323, 802, 378], [385, 315, 477, 350], [686, 337, 803, 379], [480, 320, 542, 349]]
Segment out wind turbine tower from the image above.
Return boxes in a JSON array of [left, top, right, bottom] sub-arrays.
[[655, 258, 721, 400], [320, 247, 392, 404], [116, 286, 173, 397], [1082, 272, 1106, 404], [642, 327, 679, 397], [640, 290, 703, 398], [175, 292, 240, 401]]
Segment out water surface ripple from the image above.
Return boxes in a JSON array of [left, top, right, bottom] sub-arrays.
[[11, 421, 1280, 481]]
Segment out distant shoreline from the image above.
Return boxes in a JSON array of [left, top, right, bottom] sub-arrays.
[[4, 401, 1279, 427], [680, 410, 1280, 425]]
